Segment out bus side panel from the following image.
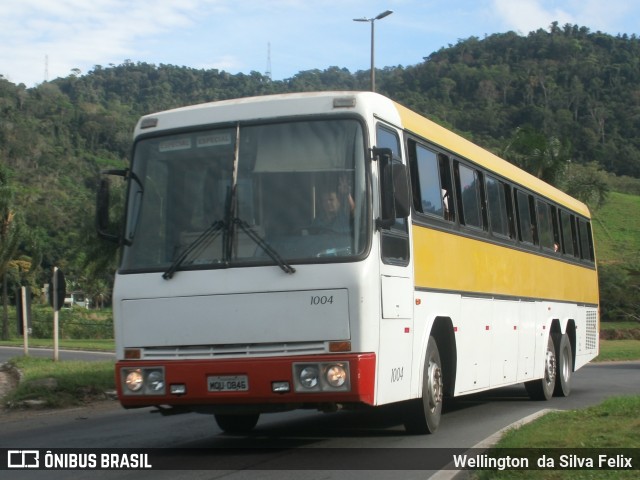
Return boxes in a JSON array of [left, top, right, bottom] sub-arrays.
[[456, 297, 493, 393], [411, 290, 460, 399], [489, 298, 520, 387], [376, 275, 414, 405], [575, 305, 600, 369], [516, 300, 537, 381]]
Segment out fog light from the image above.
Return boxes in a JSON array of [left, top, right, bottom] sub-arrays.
[[125, 369, 144, 392], [299, 366, 319, 389], [272, 381, 290, 393], [170, 384, 186, 395], [325, 364, 347, 387]]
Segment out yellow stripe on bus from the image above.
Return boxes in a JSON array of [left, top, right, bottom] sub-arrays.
[[412, 225, 599, 305]]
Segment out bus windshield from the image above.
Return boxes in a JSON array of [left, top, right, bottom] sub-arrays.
[[121, 118, 369, 273]]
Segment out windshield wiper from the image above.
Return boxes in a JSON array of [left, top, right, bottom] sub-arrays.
[[162, 218, 295, 279], [163, 220, 225, 280], [234, 218, 296, 274]]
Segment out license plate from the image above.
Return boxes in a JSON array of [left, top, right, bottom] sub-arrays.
[[207, 375, 249, 392]]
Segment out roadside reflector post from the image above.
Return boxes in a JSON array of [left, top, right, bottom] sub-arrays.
[[20, 286, 29, 356], [53, 267, 59, 361], [49, 267, 66, 362]]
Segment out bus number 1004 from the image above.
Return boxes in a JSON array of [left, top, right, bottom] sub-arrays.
[[310, 295, 334, 305]]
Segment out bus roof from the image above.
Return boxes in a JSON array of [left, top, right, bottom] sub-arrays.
[[135, 91, 590, 218]]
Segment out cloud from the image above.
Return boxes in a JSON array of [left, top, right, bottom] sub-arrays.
[[492, 0, 635, 35], [492, 0, 574, 34], [2, 1, 638, 87], [0, 0, 214, 85]]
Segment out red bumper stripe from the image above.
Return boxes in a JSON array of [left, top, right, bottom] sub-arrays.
[[116, 353, 376, 408]]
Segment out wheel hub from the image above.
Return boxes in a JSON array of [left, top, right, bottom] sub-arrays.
[[544, 347, 556, 387], [427, 361, 443, 412]]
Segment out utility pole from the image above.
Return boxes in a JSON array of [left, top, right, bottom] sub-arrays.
[[266, 42, 272, 81]]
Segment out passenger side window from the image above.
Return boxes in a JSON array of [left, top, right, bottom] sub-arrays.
[[485, 175, 512, 238], [577, 219, 594, 262], [439, 155, 455, 221], [515, 190, 535, 244], [559, 210, 576, 256], [455, 163, 483, 229], [536, 200, 555, 251], [410, 143, 443, 216]]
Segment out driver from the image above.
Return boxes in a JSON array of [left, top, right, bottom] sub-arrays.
[[313, 189, 352, 233]]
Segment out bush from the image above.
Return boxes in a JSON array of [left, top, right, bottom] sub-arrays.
[[599, 263, 640, 323], [23, 305, 113, 340]]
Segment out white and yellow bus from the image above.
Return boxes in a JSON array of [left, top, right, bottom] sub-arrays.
[[98, 91, 599, 434]]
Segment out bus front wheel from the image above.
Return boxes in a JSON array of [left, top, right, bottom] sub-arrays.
[[214, 413, 260, 434], [525, 335, 556, 401], [404, 335, 443, 434]]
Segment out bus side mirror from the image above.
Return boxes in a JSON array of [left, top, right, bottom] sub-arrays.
[[96, 169, 127, 243], [376, 148, 410, 229]]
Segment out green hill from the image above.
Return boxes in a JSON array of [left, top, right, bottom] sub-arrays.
[[592, 192, 640, 322], [592, 192, 640, 264], [2, 23, 640, 322]]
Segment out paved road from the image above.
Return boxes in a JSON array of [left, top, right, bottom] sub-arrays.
[[0, 346, 115, 363], [1, 360, 638, 480]]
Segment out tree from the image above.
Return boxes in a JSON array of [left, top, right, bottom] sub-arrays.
[[598, 262, 640, 322], [561, 161, 610, 209], [501, 127, 570, 185], [0, 163, 23, 339]]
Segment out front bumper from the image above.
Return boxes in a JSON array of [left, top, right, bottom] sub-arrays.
[[116, 353, 376, 409]]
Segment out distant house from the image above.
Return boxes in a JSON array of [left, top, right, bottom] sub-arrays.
[[64, 291, 90, 309]]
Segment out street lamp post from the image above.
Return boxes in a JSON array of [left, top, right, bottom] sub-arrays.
[[353, 10, 393, 92]]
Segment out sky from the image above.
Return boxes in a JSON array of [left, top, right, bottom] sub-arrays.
[[0, 0, 638, 88]]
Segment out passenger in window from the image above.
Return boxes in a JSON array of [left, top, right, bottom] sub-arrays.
[[442, 189, 451, 220]]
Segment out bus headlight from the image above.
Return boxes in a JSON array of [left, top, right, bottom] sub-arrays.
[[125, 369, 144, 392], [293, 362, 350, 392], [299, 366, 320, 389], [325, 364, 347, 387], [121, 367, 165, 395], [147, 370, 165, 393]]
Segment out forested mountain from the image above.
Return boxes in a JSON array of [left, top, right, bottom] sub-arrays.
[[1, 23, 640, 306], [392, 23, 640, 178]]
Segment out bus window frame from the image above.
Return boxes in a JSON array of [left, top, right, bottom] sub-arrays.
[[376, 123, 410, 267], [400, 131, 595, 268], [454, 161, 485, 231]]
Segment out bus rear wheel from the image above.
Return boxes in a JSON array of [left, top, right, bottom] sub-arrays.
[[214, 413, 260, 434], [525, 335, 556, 401], [404, 336, 443, 434], [553, 333, 572, 397]]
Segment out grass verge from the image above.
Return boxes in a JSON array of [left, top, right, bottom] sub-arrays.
[[2, 356, 115, 409], [0, 338, 115, 351], [474, 395, 640, 479], [596, 339, 640, 361]]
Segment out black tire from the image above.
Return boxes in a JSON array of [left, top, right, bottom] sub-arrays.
[[404, 336, 443, 434], [553, 333, 572, 397], [214, 413, 260, 434], [525, 335, 556, 401]]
